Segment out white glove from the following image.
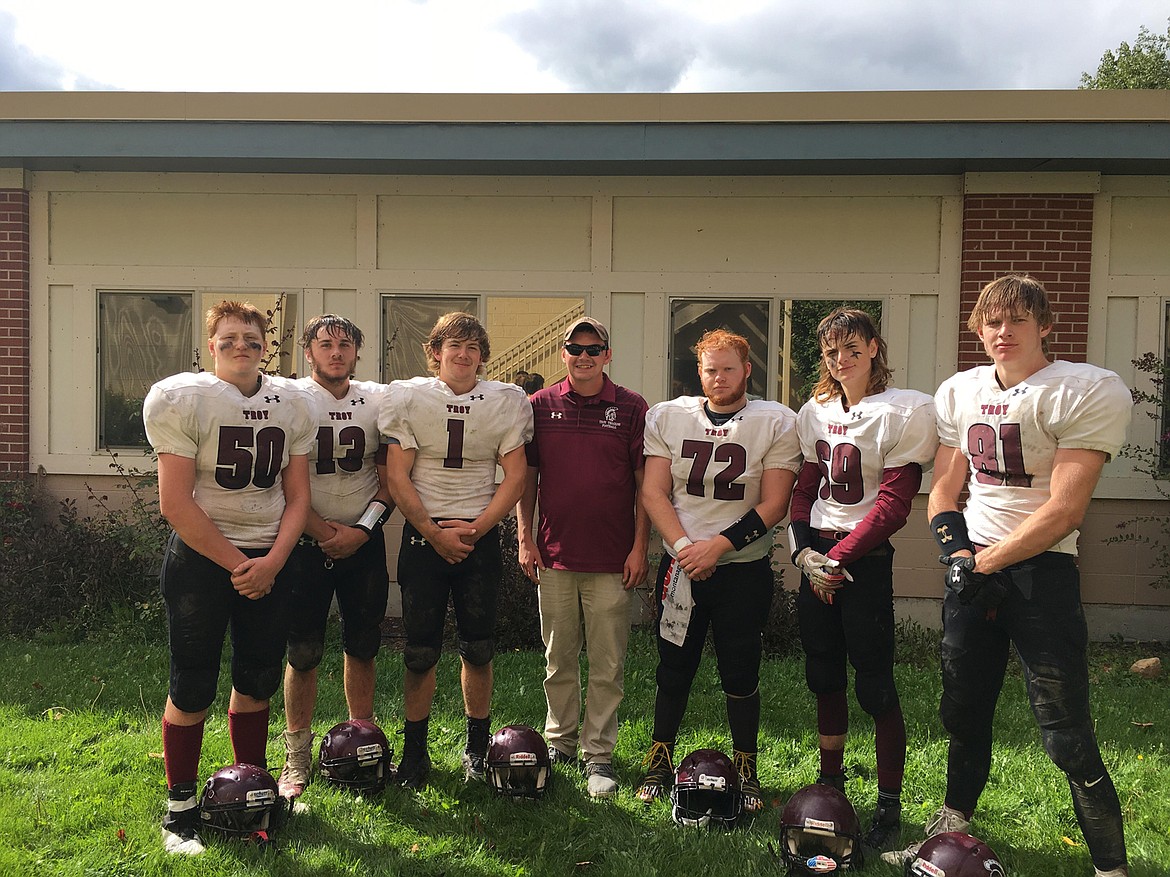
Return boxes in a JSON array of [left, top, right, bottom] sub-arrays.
[[795, 548, 854, 590]]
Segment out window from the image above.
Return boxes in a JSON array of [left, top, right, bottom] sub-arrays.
[[99, 292, 193, 448], [382, 295, 479, 382], [381, 294, 586, 385], [668, 297, 884, 408], [98, 291, 300, 449]]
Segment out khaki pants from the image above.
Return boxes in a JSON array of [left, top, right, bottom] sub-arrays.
[[538, 568, 631, 764]]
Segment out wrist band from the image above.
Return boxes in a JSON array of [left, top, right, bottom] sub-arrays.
[[719, 508, 768, 552], [930, 511, 973, 555], [672, 536, 693, 553], [787, 520, 812, 564], [355, 499, 392, 535]]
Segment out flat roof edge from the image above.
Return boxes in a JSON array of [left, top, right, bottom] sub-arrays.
[[1, 90, 1169, 123]]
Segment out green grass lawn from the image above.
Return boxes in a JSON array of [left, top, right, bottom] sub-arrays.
[[0, 625, 1166, 876]]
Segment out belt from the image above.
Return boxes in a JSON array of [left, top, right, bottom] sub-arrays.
[[815, 529, 850, 542]]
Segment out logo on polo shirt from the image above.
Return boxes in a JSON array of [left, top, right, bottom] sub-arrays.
[[600, 406, 621, 430], [550, 411, 564, 419]]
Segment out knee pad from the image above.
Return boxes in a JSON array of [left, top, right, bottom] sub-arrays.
[[286, 639, 325, 673], [458, 637, 494, 667], [804, 654, 848, 697], [719, 669, 760, 699], [233, 662, 283, 701], [170, 671, 218, 714], [855, 671, 898, 718], [343, 630, 382, 663], [1042, 725, 1107, 780], [404, 644, 441, 674]]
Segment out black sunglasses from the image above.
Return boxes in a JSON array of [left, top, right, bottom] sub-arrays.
[[564, 343, 608, 356]]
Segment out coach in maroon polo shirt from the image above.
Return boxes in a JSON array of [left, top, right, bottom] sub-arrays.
[[516, 316, 650, 799]]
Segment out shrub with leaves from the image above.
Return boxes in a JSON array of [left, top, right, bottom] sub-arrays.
[[0, 455, 167, 639], [1108, 351, 1170, 587]]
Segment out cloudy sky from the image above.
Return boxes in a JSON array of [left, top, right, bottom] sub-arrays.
[[0, 0, 1166, 93]]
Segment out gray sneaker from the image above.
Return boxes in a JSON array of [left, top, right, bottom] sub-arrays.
[[880, 805, 971, 865], [584, 761, 618, 798]]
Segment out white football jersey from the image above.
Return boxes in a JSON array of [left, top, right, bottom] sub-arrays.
[[380, 376, 534, 519], [797, 388, 937, 532], [297, 378, 386, 526], [143, 372, 315, 548], [935, 361, 1132, 555], [644, 396, 802, 564]]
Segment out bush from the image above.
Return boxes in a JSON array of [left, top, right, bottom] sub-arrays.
[[0, 458, 166, 640], [1108, 352, 1170, 587], [492, 515, 544, 651]]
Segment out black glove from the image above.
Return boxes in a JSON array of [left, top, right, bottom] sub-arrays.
[[943, 555, 1010, 610]]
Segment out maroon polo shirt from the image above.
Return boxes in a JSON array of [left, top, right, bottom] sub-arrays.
[[525, 374, 648, 573]]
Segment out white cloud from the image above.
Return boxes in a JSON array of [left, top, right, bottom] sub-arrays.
[[0, 0, 1166, 92]]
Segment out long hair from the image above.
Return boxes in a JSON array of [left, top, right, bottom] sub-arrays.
[[424, 312, 491, 375], [811, 308, 891, 403]]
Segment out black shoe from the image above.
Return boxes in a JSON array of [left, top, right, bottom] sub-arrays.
[[864, 801, 902, 850], [636, 741, 675, 804], [547, 745, 579, 767], [396, 749, 431, 790], [733, 751, 764, 815], [815, 771, 846, 792], [462, 750, 486, 782], [161, 787, 205, 856]]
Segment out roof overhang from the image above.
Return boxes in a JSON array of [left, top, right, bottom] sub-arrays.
[[2, 91, 1169, 176]]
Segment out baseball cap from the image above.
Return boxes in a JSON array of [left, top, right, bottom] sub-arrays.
[[564, 317, 610, 345]]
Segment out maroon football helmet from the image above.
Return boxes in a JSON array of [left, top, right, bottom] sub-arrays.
[[670, 748, 742, 828], [778, 783, 864, 872], [486, 724, 552, 798], [906, 832, 1006, 877], [199, 763, 285, 842], [319, 719, 393, 792]]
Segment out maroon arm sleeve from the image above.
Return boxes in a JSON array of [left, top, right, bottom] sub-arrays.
[[789, 461, 821, 524], [826, 463, 922, 565]]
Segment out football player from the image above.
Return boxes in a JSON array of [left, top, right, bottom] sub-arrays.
[[788, 307, 938, 852], [143, 300, 314, 855], [516, 316, 650, 798], [277, 315, 394, 799], [885, 275, 1132, 877], [636, 328, 801, 815], [380, 312, 534, 789]]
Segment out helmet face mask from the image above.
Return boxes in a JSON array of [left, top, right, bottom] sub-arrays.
[[670, 748, 742, 829], [486, 725, 551, 798], [906, 832, 1005, 877], [319, 719, 393, 793], [199, 763, 286, 842], [778, 784, 864, 872]]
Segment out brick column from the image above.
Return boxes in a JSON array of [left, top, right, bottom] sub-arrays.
[[959, 194, 1093, 370], [0, 189, 30, 477]]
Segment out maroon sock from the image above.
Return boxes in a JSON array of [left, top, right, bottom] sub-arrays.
[[815, 690, 848, 778], [228, 707, 270, 770], [816, 690, 849, 737], [874, 703, 907, 792], [162, 716, 205, 789]]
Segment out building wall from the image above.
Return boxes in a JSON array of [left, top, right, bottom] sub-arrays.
[[5, 168, 1168, 634], [0, 184, 29, 475]]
